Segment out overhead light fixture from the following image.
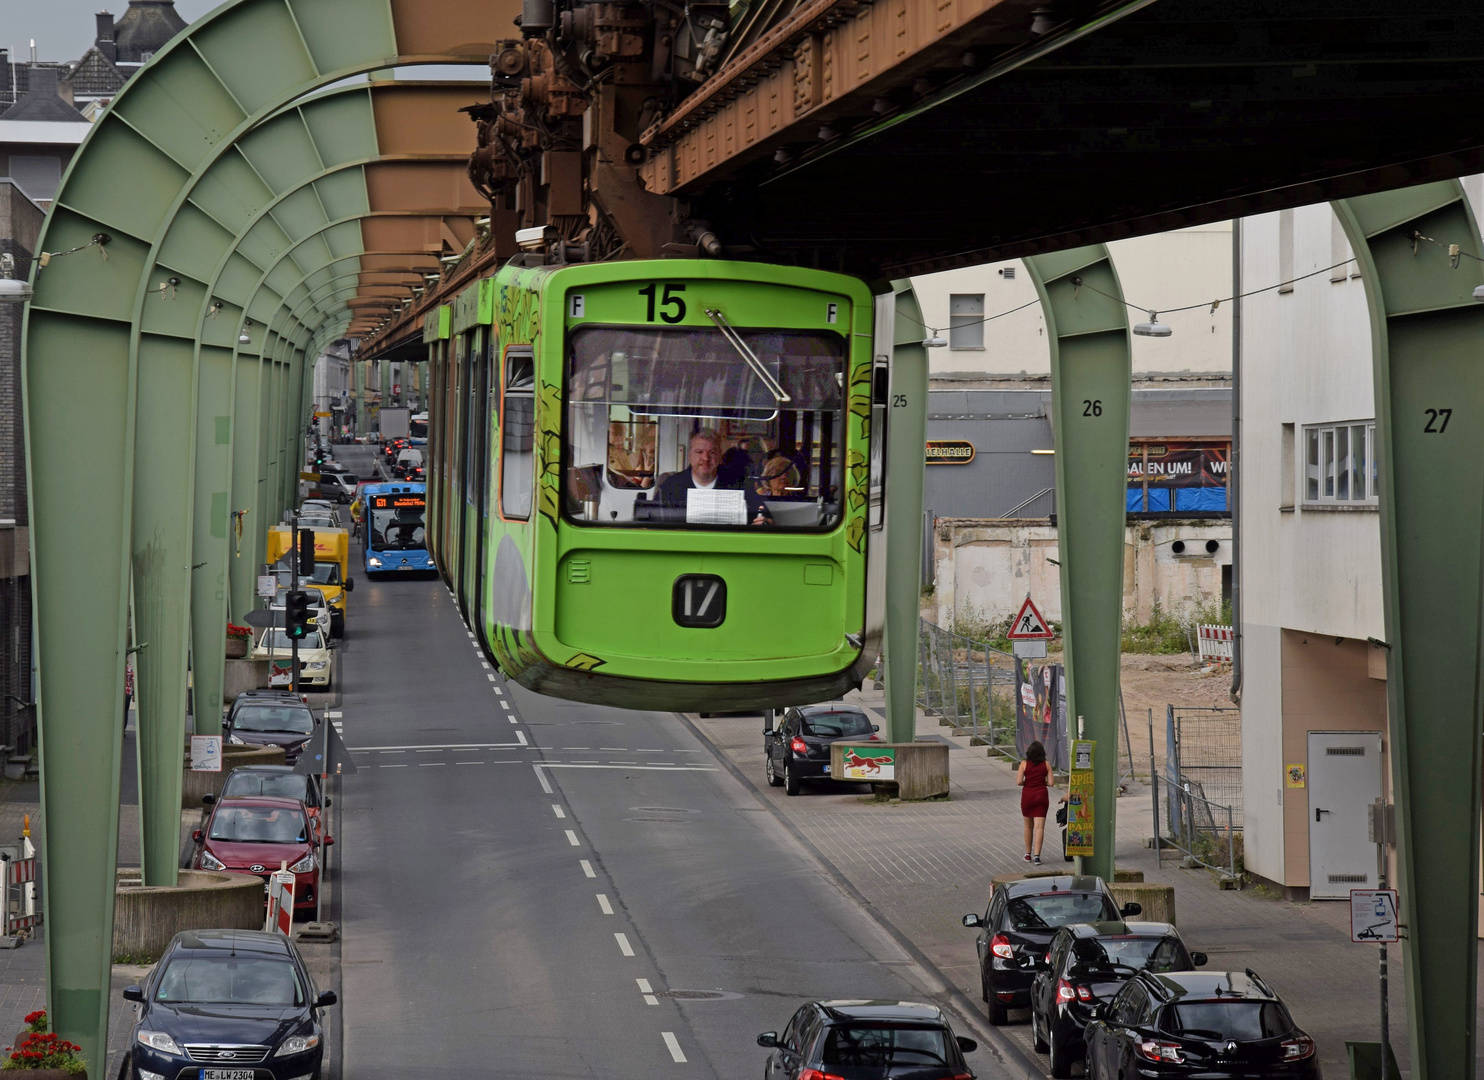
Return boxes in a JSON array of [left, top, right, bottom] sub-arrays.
[[1029, 6, 1056, 34], [239, 320, 252, 344], [1031, 448, 1055, 455], [1133, 311, 1172, 337], [1473, 284, 1484, 302], [0, 253, 33, 304]]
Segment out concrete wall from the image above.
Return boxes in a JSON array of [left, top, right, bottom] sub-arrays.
[[113, 870, 267, 961], [911, 222, 1234, 380], [930, 518, 1230, 628]]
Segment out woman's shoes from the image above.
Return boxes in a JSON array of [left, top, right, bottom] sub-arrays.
[[1023, 852, 1032, 862], [1033, 855, 1042, 865]]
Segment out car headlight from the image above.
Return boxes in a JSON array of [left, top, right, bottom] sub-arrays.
[[137, 1030, 181, 1055], [199, 850, 226, 871], [367, 557, 382, 567], [227, 734, 245, 745], [306, 661, 327, 670], [289, 852, 317, 873], [274, 1033, 320, 1057]]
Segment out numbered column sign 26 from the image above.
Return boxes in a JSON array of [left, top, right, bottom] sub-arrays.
[[639, 283, 687, 323], [673, 574, 726, 628]]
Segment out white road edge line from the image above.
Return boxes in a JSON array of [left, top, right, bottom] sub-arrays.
[[533, 765, 553, 794], [645, 994, 659, 1006], [580, 860, 596, 878], [540, 764, 719, 772], [596, 894, 613, 914], [662, 1032, 686, 1062], [565, 830, 580, 846], [350, 742, 526, 751], [615, 933, 634, 957], [636, 979, 652, 993], [487, 673, 497, 681], [516, 730, 528, 746], [552, 805, 566, 818]]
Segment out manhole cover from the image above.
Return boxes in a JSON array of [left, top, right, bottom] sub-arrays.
[[624, 817, 692, 823], [659, 989, 741, 1001], [630, 806, 700, 813]]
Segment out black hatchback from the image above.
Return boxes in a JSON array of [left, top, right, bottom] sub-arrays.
[[226, 690, 318, 764], [1030, 921, 1206, 1078], [962, 875, 1141, 1025], [1083, 969, 1319, 1079], [764, 704, 881, 795], [121, 928, 336, 1080], [758, 999, 977, 1080]]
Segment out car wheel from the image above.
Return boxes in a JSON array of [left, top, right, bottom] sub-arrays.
[[117, 1052, 132, 1080], [784, 761, 800, 796], [766, 756, 783, 787], [985, 995, 1008, 1026], [1048, 1034, 1072, 1079], [1032, 1006, 1048, 1053]]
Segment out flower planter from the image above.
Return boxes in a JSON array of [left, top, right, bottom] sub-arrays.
[[225, 637, 249, 659], [3, 1069, 83, 1078]]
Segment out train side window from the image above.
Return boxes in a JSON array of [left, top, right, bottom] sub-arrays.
[[501, 350, 536, 519]]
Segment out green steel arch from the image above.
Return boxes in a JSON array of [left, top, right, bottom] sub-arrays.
[[21, 0, 507, 1062]]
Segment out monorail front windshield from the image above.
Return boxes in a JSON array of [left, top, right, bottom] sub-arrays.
[[565, 326, 845, 530], [369, 494, 426, 550]]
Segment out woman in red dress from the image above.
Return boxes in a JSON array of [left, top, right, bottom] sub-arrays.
[[1017, 741, 1055, 864]]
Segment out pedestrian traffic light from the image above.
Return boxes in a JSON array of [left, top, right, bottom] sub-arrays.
[[298, 527, 315, 577], [285, 591, 313, 640]]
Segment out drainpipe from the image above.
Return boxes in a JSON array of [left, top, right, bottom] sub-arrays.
[[1229, 217, 1243, 704]]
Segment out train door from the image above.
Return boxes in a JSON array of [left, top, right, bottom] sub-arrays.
[[473, 329, 497, 640], [449, 331, 469, 608], [460, 329, 488, 622], [427, 342, 445, 568]]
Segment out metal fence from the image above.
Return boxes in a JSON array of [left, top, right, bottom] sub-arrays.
[[916, 618, 1021, 758], [1157, 704, 1243, 882]]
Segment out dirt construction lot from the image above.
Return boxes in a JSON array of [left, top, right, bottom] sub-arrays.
[[1114, 652, 1236, 776]]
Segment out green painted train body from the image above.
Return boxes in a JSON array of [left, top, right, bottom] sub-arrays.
[[424, 259, 883, 710]]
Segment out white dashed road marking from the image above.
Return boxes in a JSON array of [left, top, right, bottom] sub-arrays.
[[580, 860, 596, 878], [533, 765, 553, 793], [615, 933, 634, 957], [596, 894, 613, 914], [565, 830, 580, 846], [552, 805, 565, 818], [662, 1033, 686, 1063]]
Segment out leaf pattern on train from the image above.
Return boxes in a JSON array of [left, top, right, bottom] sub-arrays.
[[537, 379, 563, 529], [567, 652, 607, 672], [848, 363, 872, 420]]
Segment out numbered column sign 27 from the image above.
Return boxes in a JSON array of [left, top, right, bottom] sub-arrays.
[[673, 574, 727, 628]]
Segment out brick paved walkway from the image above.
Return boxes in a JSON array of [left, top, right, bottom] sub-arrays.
[[690, 688, 1484, 1078]]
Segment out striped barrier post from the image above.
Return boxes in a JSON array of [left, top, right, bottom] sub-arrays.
[[266, 867, 295, 936], [1197, 624, 1235, 663]]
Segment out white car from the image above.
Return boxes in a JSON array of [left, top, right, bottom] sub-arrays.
[[253, 627, 333, 689]]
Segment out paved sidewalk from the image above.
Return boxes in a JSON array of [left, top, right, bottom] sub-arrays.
[[689, 688, 1484, 1078]]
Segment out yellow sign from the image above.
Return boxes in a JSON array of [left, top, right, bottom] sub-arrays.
[[925, 440, 976, 465], [300, 471, 321, 482], [314, 411, 333, 418], [1286, 763, 1307, 788], [1066, 739, 1095, 857]]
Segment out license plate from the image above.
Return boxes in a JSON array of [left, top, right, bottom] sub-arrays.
[[201, 1071, 255, 1080], [823, 765, 831, 774]]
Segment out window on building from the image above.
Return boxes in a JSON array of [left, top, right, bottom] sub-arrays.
[[1304, 422, 1378, 506], [948, 294, 984, 350], [9, 155, 61, 202]]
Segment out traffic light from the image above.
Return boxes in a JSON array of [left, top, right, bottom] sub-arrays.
[[298, 527, 315, 576], [285, 591, 313, 640]]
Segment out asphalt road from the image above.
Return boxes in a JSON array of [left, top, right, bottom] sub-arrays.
[[332, 563, 1002, 1077]]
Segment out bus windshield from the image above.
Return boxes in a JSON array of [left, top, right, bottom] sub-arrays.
[[370, 498, 426, 551], [565, 326, 845, 530]]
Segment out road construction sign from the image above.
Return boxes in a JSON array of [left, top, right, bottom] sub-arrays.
[[1007, 596, 1053, 640]]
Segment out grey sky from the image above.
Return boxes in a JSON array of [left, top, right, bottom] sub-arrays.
[[0, 0, 218, 64]]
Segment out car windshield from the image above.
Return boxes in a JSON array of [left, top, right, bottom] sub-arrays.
[[207, 806, 308, 844], [820, 1025, 950, 1067], [801, 712, 874, 738], [305, 563, 341, 586], [300, 517, 335, 529], [258, 630, 325, 652], [232, 705, 314, 735], [370, 499, 426, 550], [155, 956, 304, 1005], [565, 326, 845, 529], [222, 773, 310, 802], [1072, 936, 1184, 974], [1005, 892, 1112, 931], [1166, 1001, 1292, 1041]]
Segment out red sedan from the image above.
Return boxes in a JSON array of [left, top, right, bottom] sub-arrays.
[[193, 795, 331, 911]]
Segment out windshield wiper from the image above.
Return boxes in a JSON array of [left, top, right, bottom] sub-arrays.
[[704, 308, 792, 405]]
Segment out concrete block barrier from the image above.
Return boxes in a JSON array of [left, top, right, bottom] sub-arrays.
[[223, 658, 272, 703], [1111, 881, 1176, 925], [113, 869, 266, 961], [829, 742, 949, 800]]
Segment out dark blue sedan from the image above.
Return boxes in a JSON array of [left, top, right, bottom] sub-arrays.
[[120, 929, 336, 1080]]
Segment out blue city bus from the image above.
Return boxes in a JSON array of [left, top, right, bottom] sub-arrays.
[[362, 482, 435, 576]]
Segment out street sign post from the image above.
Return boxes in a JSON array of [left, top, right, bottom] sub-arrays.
[[189, 735, 222, 773], [1351, 889, 1399, 943], [1007, 597, 1053, 640]]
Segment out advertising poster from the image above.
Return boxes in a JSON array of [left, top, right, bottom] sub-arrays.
[[1066, 739, 1096, 857], [1014, 659, 1069, 772], [841, 745, 896, 780]]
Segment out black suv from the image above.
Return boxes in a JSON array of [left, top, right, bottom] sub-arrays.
[[764, 704, 881, 795], [121, 929, 336, 1080], [226, 689, 319, 764], [962, 874, 1141, 1025], [1083, 969, 1319, 1079], [758, 999, 977, 1080], [1030, 921, 1205, 1078]]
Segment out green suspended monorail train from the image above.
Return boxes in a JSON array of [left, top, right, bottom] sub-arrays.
[[423, 259, 886, 711]]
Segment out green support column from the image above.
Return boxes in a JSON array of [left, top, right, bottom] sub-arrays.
[[884, 283, 930, 744], [381, 358, 392, 433], [131, 330, 199, 887], [228, 347, 264, 624], [1334, 181, 1484, 1080], [1023, 247, 1132, 883], [354, 360, 366, 439], [191, 339, 237, 737]]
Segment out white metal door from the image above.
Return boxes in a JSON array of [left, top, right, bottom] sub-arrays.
[[1307, 731, 1382, 899]]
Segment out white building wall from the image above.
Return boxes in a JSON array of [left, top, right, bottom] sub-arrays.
[[912, 222, 1234, 378]]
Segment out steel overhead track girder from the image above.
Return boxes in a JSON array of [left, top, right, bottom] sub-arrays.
[[22, 0, 510, 1060], [1334, 180, 1484, 1080], [1023, 246, 1131, 882]]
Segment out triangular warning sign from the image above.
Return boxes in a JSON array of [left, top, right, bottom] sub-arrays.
[[1007, 596, 1053, 639]]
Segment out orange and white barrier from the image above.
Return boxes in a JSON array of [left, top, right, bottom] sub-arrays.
[[266, 868, 296, 936]]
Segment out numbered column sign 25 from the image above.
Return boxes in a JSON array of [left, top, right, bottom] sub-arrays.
[[639, 283, 687, 323], [1424, 408, 1452, 433]]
